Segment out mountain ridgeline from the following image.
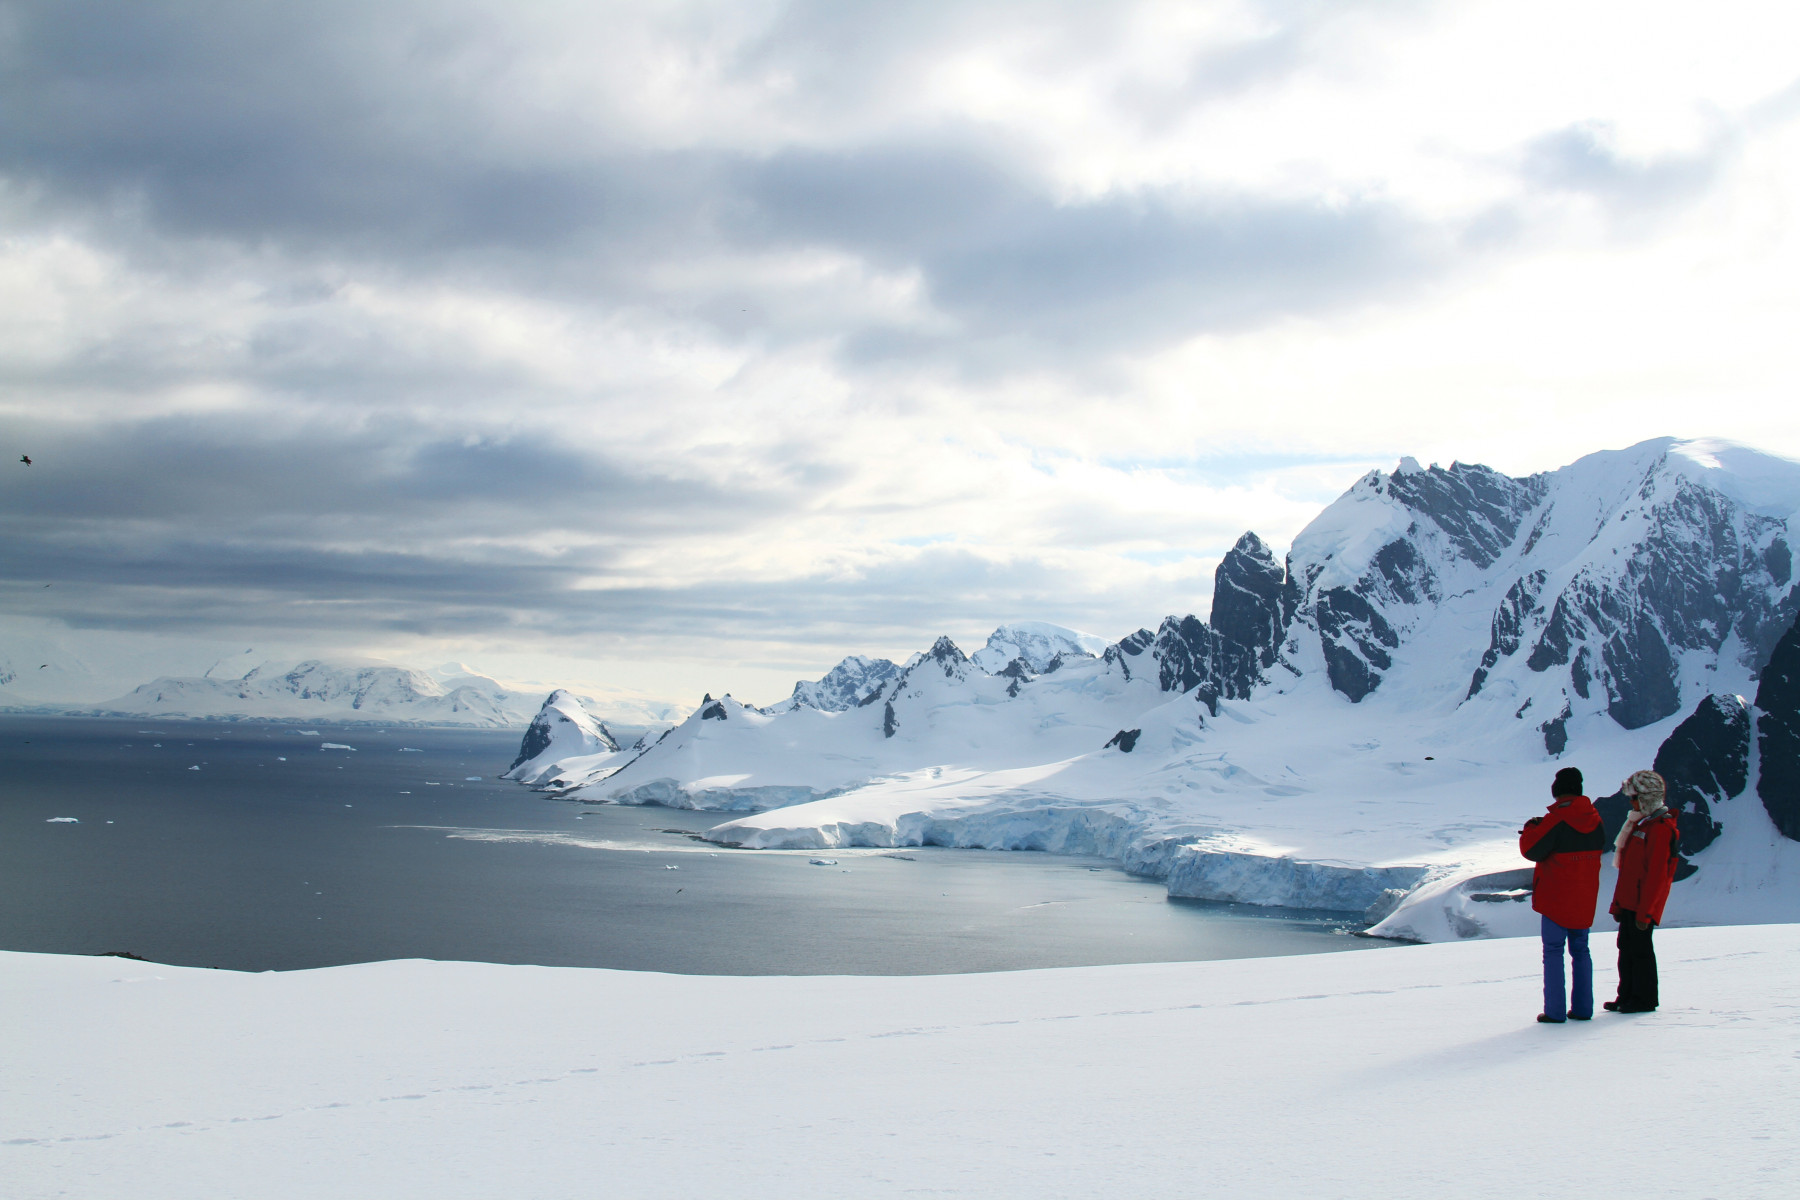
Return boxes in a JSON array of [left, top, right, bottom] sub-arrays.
[[509, 438, 1800, 861], [1107, 442, 1795, 746]]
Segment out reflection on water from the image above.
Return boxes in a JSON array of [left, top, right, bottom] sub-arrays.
[[0, 716, 1399, 974]]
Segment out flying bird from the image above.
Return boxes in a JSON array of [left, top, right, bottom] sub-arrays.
[[18, 455, 30, 465]]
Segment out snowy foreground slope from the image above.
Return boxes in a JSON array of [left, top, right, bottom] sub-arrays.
[[510, 438, 1800, 937], [5, 928, 1797, 1200]]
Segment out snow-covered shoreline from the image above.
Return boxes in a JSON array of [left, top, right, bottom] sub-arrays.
[[6, 927, 1797, 1198]]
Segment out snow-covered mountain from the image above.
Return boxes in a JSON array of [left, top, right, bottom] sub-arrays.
[[501, 690, 643, 786], [506, 438, 1800, 938], [79, 659, 551, 728], [765, 655, 900, 713], [967, 622, 1106, 674]]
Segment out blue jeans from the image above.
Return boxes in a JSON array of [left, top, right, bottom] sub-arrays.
[[1541, 915, 1592, 1020]]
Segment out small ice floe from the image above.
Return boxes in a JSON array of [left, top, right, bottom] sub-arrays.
[[808, 858, 839, 866], [276, 756, 287, 761], [320, 743, 355, 751], [187, 765, 201, 771], [399, 791, 411, 795], [46, 817, 79, 823], [424, 781, 441, 786], [399, 747, 423, 753], [464, 776, 480, 781], [663, 865, 680, 870], [295, 730, 321, 736]]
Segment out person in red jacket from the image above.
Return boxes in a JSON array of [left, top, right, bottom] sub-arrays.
[[1519, 766, 1605, 1023], [1605, 770, 1681, 1014]]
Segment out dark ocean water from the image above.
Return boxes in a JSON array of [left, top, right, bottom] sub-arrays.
[[0, 715, 1397, 974]]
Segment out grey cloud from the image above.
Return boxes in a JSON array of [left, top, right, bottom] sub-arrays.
[[0, 508, 1192, 656], [2, 0, 1478, 370], [1, 408, 1208, 652], [6, 0, 1748, 665], [0, 1, 709, 266], [1521, 122, 1729, 214], [740, 142, 1448, 356], [0, 416, 762, 526]]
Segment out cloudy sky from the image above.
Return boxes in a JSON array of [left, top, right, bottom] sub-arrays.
[[3, 0, 1799, 707]]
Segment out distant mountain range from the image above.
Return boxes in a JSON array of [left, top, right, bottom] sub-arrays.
[[76, 660, 543, 728], [506, 437, 1800, 941], [0, 655, 674, 734]]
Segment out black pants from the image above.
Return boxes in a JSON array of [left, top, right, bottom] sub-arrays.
[[1615, 910, 1658, 1011]]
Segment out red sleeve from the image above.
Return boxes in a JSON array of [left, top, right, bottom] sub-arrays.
[[1641, 819, 1680, 923], [1519, 812, 1556, 860]]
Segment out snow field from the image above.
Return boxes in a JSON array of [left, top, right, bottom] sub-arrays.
[[5, 926, 1797, 1199]]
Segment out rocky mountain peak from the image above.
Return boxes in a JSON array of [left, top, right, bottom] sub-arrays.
[[781, 654, 900, 712], [1210, 530, 1297, 669], [926, 636, 967, 667], [506, 689, 618, 775], [968, 622, 1103, 674]]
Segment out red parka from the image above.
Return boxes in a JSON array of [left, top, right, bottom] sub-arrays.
[[1611, 810, 1681, 925], [1519, 795, 1605, 930]]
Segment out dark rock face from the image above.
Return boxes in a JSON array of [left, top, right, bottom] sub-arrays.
[[1310, 463, 1545, 703], [883, 699, 898, 739], [786, 655, 901, 712], [1383, 462, 1547, 570], [923, 636, 969, 676], [996, 657, 1031, 698], [508, 692, 619, 770], [1601, 611, 1681, 730], [700, 699, 727, 720], [508, 709, 555, 771], [1091, 532, 1298, 705], [1755, 616, 1800, 841], [1652, 693, 1745, 855], [1524, 476, 1797, 730], [1101, 628, 1155, 681], [1314, 587, 1398, 703], [1469, 571, 1546, 698], [1540, 702, 1572, 757], [1210, 532, 1298, 668], [1151, 615, 1261, 701], [1765, 537, 1791, 585], [1104, 728, 1141, 752]]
